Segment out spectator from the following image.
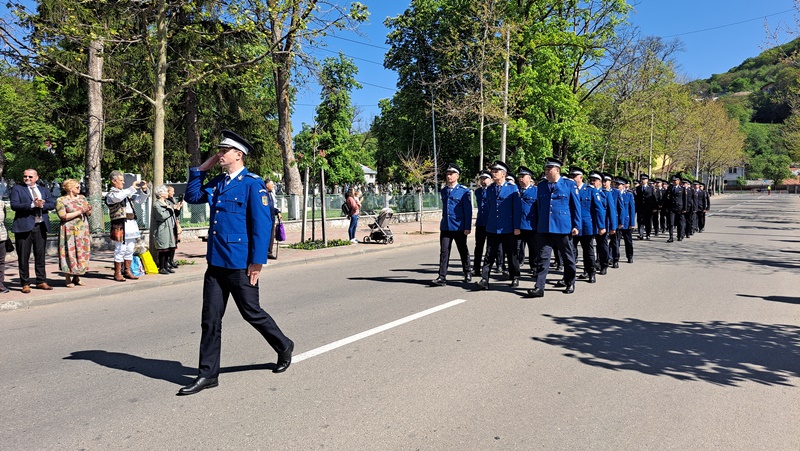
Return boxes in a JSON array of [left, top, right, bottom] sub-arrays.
[[152, 184, 178, 274], [106, 171, 148, 282], [165, 185, 183, 269], [56, 179, 93, 287], [266, 179, 281, 259], [10, 168, 55, 293], [0, 198, 9, 293]]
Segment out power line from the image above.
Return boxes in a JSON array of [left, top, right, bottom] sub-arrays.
[[306, 45, 385, 66], [662, 8, 794, 38], [327, 34, 391, 50]]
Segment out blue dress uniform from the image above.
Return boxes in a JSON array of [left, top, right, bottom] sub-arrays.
[[515, 171, 538, 276], [479, 161, 522, 288], [571, 175, 606, 281], [182, 131, 292, 392], [530, 171, 581, 294], [434, 177, 473, 284], [472, 172, 491, 275], [611, 180, 636, 264], [596, 176, 618, 274]]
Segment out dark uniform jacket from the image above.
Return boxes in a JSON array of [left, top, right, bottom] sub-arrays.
[[185, 167, 272, 269], [664, 184, 684, 213], [634, 184, 657, 212]]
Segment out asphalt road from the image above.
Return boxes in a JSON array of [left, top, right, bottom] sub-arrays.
[[2, 193, 799, 450]]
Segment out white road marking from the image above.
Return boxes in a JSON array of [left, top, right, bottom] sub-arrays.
[[293, 298, 468, 363]]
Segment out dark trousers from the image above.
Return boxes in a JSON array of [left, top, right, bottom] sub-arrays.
[[651, 211, 660, 235], [438, 230, 470, 278], [669, 211, 686, 239], [15, 222, 47, 286], [481, 233, 519, 280], [198, 265, 291, 378], [595, 233, 609, 270], [637, 210, 653, 238], [660, 209, 667, 230], [697, 211, 706, 231], [472, 226, 487, 273], [572, 235, 596, 275], [684, 211, 694, 235], [515, 229, 537, 274], [611, 228, 633, 261], [534, 232, 576, 290]]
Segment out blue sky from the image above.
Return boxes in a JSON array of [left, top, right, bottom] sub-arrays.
[[294, 0, 799, 131]]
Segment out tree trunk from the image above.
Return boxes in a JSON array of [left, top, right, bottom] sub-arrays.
[[185, 87, 201, 167], [86, 38, 105, 234], [149, 0, 168, 249], [273, 53, 303, 195]]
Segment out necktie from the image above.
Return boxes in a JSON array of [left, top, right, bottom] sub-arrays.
[[224, 175, 231, 187]]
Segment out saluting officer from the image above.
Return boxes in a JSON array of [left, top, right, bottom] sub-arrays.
[[180, 130, 294, 396], [526, 157, 581, 298], [477, 160, 522, 290], [432, 163, 473, 286], [472, 170, 491, 276], [516, 165, 538, 277]]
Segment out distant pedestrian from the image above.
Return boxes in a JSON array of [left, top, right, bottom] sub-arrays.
[[345, 188, 362, 243], [266, 179, 281, 259]]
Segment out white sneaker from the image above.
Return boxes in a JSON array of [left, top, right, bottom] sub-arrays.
[[351, 238, 359, 243]]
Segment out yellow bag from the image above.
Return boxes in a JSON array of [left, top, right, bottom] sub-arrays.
[[139, 250, 159, 275]]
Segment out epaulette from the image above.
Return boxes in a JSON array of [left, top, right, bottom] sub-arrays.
[[245, 173, 261, 180]]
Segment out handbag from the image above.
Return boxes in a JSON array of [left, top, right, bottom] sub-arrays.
[[139, 250, 159, 275], [4, 238, 13, 253], [110, 219, 125, 242], [131, 255, 146, 277], [276, 220, 286, 242]]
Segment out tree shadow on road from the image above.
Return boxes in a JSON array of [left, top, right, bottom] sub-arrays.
[[532, 315, 800, 387]]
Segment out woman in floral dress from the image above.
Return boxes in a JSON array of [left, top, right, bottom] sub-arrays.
[[56, 179, 92, 287]]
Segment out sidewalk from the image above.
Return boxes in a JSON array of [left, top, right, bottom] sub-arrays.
[[0, 219, 441, 311]]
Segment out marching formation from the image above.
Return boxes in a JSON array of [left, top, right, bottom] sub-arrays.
[[433, 158, 711, 297]]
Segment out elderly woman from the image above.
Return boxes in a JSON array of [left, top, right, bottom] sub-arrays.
[[56, 179, 92, 287], [164, 185, 183, 269], [106, 170, 148, 281], [152, 184, 178, 274]]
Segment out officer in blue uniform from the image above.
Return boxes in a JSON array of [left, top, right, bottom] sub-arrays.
[[516, 165, 538, 277], [526, 157, 581, 298], [611, 177, 636, 265], [179, 130, 294, 396], [432, 163, 473, 286], [593, 171, 616, 276], [472, 170, 491, 276], [569, 168, 606, 284], [477, 160, 522, 290]]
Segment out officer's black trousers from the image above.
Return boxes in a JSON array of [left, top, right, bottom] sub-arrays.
[[619, 228, 634, 259], [198, 265, 292, 378], [596, 233, 610, 270], [660, 209, 667, 231], [572, 235, 596, 275], [515, 229, 537, 274], [651, 210, 660, 235], [667, 211, 685, 239], [482, 232, 519, 280], [534, 232, 576, 289], [472, 226, 487, 273], [697, 211, 706, 231], [438, 230, 470, 278], [637, 210, 653, 237], [684, 211, 695, 235]]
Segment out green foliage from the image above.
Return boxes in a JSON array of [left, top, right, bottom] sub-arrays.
[[288, 238, 351, 250]]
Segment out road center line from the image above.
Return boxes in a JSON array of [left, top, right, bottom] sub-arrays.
[[293, 298, 468, 364]]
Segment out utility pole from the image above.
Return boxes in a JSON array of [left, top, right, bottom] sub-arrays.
[[500, 26, 510, 162], [648, 111, 654, 176], [431, 90, 438, 188], [696, 136, 701, 179]]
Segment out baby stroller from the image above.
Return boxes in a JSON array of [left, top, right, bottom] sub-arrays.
[[362, 207, 395, 244]]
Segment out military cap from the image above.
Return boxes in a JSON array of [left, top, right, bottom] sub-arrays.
[[490, 160, 511, 173], [517, 165, 534, 177], [216, 129, 254, 154], [444, 162, 460, 174], [588, 170, 602, 180], [505, 175, 515, 182], [640, 173, 650, 180], [692, 180, 700, 185], [615, 177, 628, 185], [602, 172, 614, 181], [671, 174, 681, 181], [544, 157, 563, 168], [478, 170, 491, 179], [568, 166, 585, 177]]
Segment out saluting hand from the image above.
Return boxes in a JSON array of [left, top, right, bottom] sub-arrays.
[[198, 152, 223, 172], [247, 263, 262, 286]]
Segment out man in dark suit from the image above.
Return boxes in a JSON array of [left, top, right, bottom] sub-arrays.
[[634, 174, 657, 240], [664, 175, 685, 242], [10, 169, 55, 293], [181, 130, 294, 396]]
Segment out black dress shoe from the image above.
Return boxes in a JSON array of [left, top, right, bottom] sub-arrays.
[[598, 267, 607, 275], [463, 272, 472, 283], [476, 278, 489, 290], [577, 273, 589, 280], [612, 262, 619, 269], [588, 274, 596, 283], [645, 235, 651, 240], [627, 258, 633, 264], [554, 280, 567, 288], [510, 278, 519, 287], [430, 276, 446, 287], [526, 287, 544, 298], [677, 237, 683, 241], [0, 285, 9, 293], [666, 238, 674, 243], [563, 282, 575, 294], [501, 269, 509, 277], [177, 377, 219, 396], [273, 340, 294, 373], [637, 235, 643, 240], [555, 265, 563, 271]]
